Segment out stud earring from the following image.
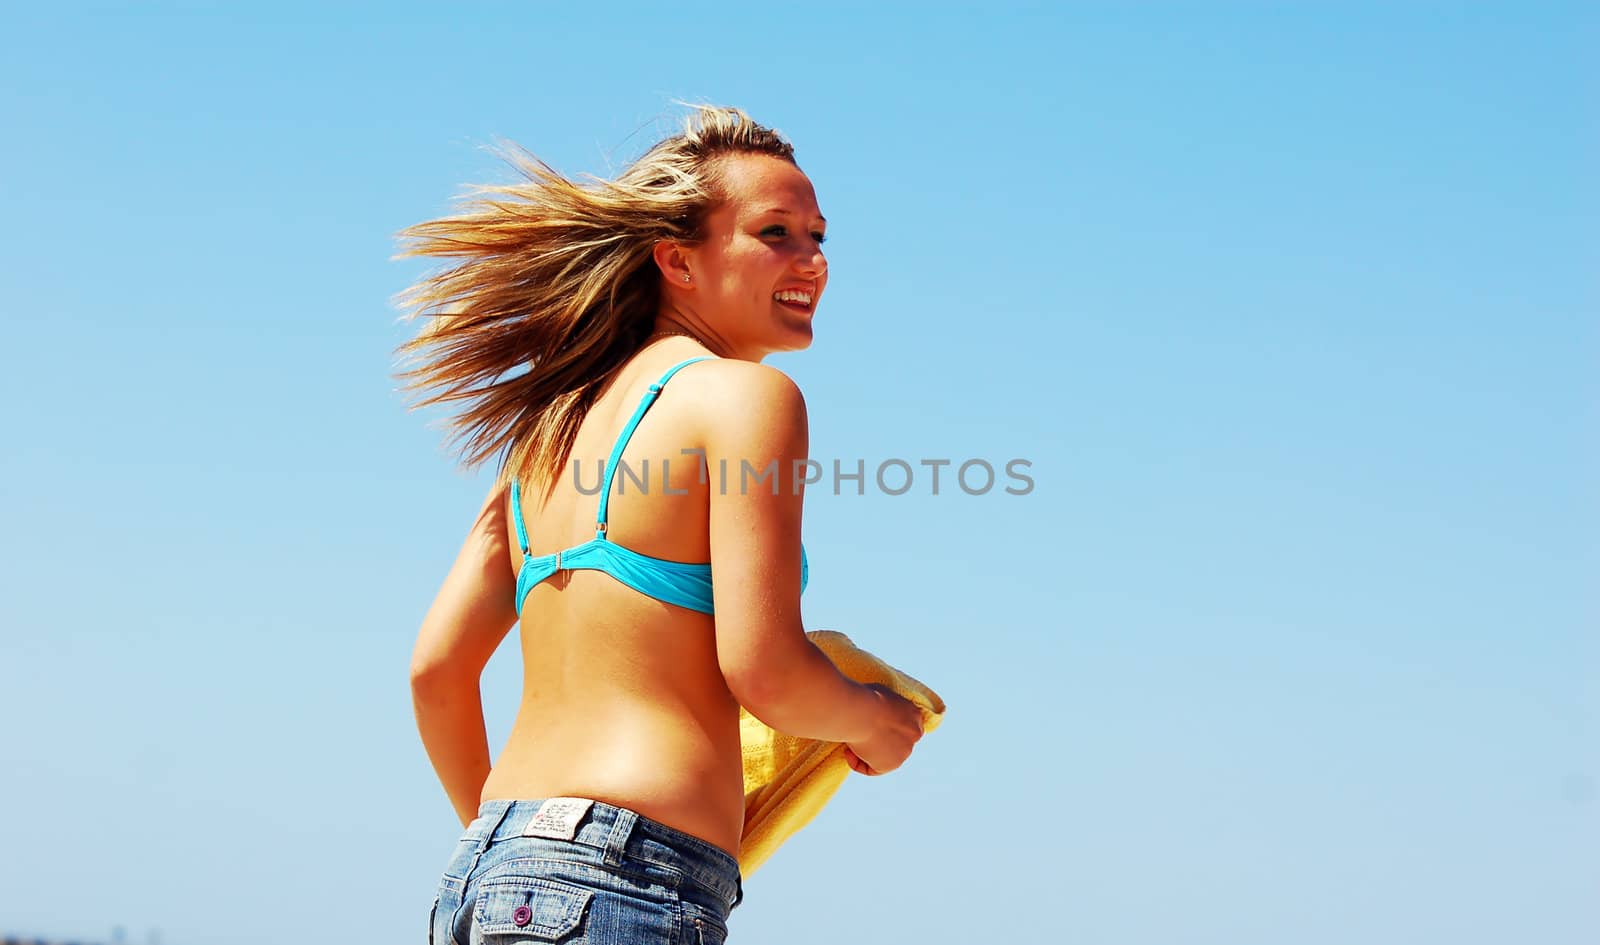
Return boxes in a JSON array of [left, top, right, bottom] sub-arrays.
[[683, 274, 691, 283]]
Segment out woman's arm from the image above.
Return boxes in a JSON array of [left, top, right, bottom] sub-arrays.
[[702, 363, 884, 743], [409, 482, 519, 827]]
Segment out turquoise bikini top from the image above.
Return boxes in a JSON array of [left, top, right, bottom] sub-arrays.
[[511, 356, 809, 617]]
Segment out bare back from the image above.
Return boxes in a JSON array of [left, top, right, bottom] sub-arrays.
[[478, 348, 745, 859]]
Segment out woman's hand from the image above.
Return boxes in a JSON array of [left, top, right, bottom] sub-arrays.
[[843, 746, 880, 775], [843, 684, 925, 776]]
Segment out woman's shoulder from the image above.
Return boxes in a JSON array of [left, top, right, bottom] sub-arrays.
[[682, 358, 803, 402], [667, 357, 808, 447]]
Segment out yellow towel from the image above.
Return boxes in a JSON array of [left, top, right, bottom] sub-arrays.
[[737, 629, 946, 877]]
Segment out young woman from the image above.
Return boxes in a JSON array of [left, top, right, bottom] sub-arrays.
[[396, 105, 926, 945]]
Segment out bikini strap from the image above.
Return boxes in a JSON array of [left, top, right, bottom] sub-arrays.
[[595, 356, 715, 539], [509, 480, 531, 556]]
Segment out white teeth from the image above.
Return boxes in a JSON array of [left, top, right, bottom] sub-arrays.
[[774, 290, 812, 305]]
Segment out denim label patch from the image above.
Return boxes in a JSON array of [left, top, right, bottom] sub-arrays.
[[520, 797, 595, 840]]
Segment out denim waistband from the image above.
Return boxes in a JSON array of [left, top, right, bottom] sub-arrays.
[[458, 797, 743, 911]]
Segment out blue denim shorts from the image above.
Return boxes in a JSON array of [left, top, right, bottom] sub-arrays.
[[430, 797, 745, 945]]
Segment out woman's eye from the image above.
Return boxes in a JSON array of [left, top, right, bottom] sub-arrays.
[[761, 225, 826, 246]]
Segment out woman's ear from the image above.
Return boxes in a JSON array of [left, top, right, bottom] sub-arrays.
[[651, 240, 693, 286]]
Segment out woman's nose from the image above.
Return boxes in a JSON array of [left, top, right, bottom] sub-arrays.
[[795, 248, 826, 277]]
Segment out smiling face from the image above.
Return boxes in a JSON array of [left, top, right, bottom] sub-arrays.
[[658, 152, 829, 360]]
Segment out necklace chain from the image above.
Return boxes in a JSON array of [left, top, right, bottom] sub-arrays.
[[647, 326, 709, 345]]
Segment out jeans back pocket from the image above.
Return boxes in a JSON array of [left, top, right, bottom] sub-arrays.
[[474, 877, 593, 941]]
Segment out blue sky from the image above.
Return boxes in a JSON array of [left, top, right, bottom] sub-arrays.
[[1, 3, 1594, 943]]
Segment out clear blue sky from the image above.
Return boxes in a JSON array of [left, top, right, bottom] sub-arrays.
[[1, 3, 1594, 943]]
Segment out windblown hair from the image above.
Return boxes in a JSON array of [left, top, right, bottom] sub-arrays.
[[391, 104, 797, 504]]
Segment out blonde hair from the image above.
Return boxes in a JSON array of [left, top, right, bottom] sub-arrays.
[[391, 104, 797, 503]]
